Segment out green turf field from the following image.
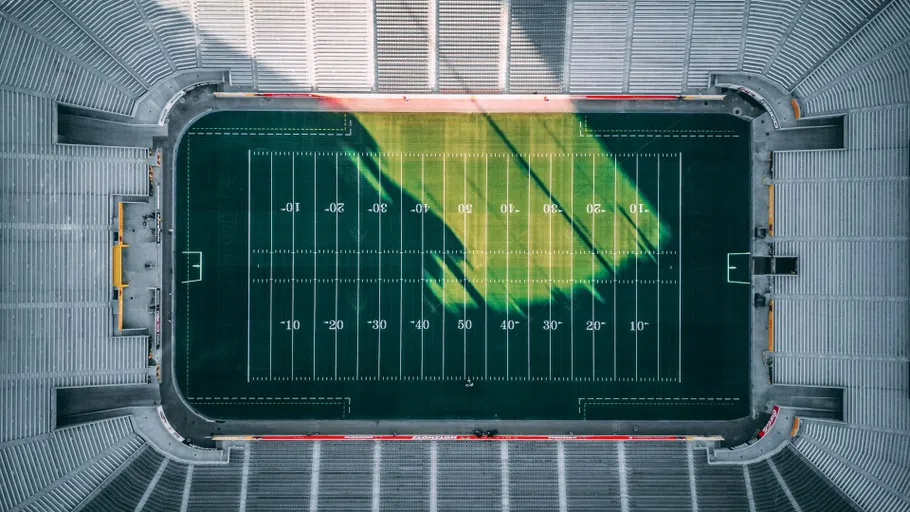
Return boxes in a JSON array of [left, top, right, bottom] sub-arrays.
[[175, 110, 751, 421]]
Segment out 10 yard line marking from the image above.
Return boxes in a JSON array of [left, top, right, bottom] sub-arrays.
[[246, 150, 251, 382], [269, 153, 274, 380], [334, 154, 339, 380]]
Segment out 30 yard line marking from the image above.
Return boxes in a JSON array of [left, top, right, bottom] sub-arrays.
[[247, 150, 251, 382], [356, 155, 361, 379], [291, 153, 296, 379], [269, 153, 274, 379], [334, 154, 339, 380], [378, 154, 384, 379], [312, 153, 317, 379]]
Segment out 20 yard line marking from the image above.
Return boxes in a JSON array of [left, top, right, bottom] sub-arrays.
[[269, 153, 274, 380], [247, 150, 251, 382]]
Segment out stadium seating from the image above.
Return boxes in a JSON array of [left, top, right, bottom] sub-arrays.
[[0, 0, 908, 509]]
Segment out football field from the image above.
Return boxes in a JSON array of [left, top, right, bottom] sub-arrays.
[[176, 110, 751, 421]]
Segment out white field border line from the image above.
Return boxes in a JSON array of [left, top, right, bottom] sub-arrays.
[[727, 253, 752, 285], [247, 150, 251, 382]]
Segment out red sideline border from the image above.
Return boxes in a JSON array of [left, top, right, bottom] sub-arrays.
[[756, 405, 781, 439], [213, 434, 724, 442]]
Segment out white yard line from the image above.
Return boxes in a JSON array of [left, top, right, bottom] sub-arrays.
[[570, 154, 574, 381], [591, 153, 595, 379], [442, 156, 446, 378], [463, 154, 468, 379], [269, 153, 274, 380], [657, 156, 660, 379], [613, 154, 617, 380], [247, 150, 252, 382], [635, 153, 639, 382], [421, 155, 425, 380], [356, 155, 361, 379], [378, 154, 384, 379], [549, 154, 553, 380], [334, 154, 339, 380], [291, 153, 296, 379], [312, 153, 317, 379], [485, 154, 489, 378], [527, 155, 531, 379], [679, 152, 683, 383], [506, 155, 510, 379], [399, 155, 403, 379]]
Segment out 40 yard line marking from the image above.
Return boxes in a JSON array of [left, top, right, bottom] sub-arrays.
[[421, 155, 425, 380], [506, 154, 510, 379]]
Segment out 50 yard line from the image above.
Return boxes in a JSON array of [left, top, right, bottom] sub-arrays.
[[312, 153, 317, 380], [356, 155, 361, 379], [246, 150, 251, 382], [269, 153, 274, 380]]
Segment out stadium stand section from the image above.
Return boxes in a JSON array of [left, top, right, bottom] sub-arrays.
[[0, 0, 908, 510]]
